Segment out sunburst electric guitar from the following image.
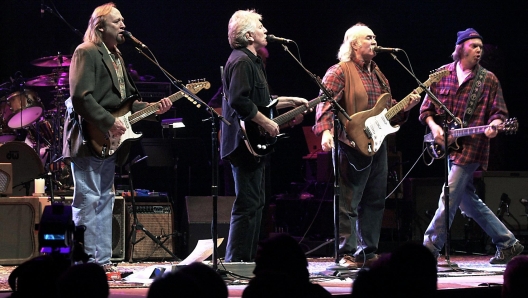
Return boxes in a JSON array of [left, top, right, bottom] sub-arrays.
[[86, 80, 210, 158], [344, 69, 449, 156], [424, 117, 518, 159]]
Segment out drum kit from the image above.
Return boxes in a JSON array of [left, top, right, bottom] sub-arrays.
[[0, 53, 73, 195]]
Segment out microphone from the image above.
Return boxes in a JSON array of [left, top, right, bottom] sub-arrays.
[[122, 30, 148, 49], [266, 34, 293, 44], [372, 46, 402, 53]]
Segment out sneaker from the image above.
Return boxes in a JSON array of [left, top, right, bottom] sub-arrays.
[[489, 240, 524, 264], [339, 254, 358, 269]]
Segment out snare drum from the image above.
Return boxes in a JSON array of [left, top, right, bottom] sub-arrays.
[[6, 89, 44, 129]]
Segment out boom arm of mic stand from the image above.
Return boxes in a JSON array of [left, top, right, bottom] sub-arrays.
[[388, 53, 461, 126], [280, 44, 350, 121], [133, 47, 231, 126]]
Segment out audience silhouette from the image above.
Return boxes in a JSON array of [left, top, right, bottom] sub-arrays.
[[351, 242, 438, 298], [502, 255, 528, 298], [242, 233, 332, 298], [57, 263, 109, 298], [147, 262, 228, 298], [7, 255, 70, 298]]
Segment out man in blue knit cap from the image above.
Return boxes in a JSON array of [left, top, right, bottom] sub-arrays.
[[419, 28, 524, 264]]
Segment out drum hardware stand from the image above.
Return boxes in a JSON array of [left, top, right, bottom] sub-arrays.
[[126, 155, 181, 262]]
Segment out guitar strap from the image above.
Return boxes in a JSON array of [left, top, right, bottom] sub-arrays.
[[462, 66, 487, 126], [373, 67, 391, 94]]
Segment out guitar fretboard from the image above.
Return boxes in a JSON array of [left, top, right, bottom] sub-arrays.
[[273, 94, 327, 126]]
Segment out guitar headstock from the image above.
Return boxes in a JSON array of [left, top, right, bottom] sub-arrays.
[[429, 68, 450, 83], [500, 117, 519, 135], [183, 79, 211, 108]]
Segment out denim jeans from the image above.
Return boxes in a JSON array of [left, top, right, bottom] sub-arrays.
[[225, 155, 266, 262], [423, 161, 517, 257], [338, 141, 388, 260], [71, 155, 116, 265]]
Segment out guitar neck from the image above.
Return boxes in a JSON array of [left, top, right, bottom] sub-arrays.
[[385, 76, 441, 121], [451, 125, 492, 138], [127, 91, 185, 125], [273, 95, 326, 126]]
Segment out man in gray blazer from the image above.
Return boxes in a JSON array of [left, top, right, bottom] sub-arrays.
[[63, 2, 171, 266]]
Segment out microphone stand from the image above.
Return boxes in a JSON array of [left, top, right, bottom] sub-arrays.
[[126, 155, 181, 262], [388, 53, 461, 267], [280, 44, 351, 270], [130, 45, 231, 270]]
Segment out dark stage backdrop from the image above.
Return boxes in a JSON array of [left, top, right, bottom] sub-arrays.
[[1, 0, 527, 200]]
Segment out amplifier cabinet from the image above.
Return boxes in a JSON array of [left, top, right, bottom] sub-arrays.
[[125, 202, 176, 261], [37, 196, 126, 262], [474, 171, 528, 232], [0, 197, 39, 265]]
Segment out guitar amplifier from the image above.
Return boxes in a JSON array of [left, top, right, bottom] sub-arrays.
[[37, 196, 126, 262], [125, 202, 176, 261]]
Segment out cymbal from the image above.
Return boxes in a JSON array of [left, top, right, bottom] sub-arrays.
[[31, 55, 72, 67], [26, 72, 69, 87]]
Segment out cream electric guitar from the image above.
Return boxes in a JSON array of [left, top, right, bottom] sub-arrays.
[[344, 69, 449, 156], [86, 81, 210, 158]]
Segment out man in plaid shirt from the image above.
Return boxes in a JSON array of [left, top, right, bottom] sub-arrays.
[[420, 28, 523, 264], [313, 23, 421, 269]]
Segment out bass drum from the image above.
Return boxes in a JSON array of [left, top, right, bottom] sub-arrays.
[[0, 141, 45, 196]]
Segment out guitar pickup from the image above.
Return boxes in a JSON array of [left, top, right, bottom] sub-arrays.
[[364, 127, 372, 138]]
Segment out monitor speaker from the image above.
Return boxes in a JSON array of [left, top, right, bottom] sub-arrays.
[[0, 197, 39, 265], [185, 196, 235, 259]]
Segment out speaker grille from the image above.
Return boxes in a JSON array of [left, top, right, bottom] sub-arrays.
[[125, 202, 175, 261], [0, 198, 39, 265]]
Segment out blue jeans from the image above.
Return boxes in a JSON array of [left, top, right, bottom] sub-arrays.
[[338, 141, 387, 260], [225, 154, 266, 262], [423, 161, 517, 257], [71, 155, 116, 265]]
